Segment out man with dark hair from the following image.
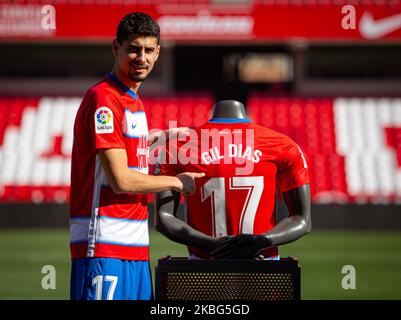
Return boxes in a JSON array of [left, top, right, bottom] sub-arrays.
[[69, 12, 204, 300], [114, 12, 160, 84], [116, 12, 160, 45]]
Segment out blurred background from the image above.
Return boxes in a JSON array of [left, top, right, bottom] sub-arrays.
[[0, 0, 400, 299]]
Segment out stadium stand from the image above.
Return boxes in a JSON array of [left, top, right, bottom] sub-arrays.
[[1, 95, 400, 204]]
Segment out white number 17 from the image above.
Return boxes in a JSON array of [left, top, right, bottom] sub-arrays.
[[201, 176, 264, 237], [92, 275, 118, 300]]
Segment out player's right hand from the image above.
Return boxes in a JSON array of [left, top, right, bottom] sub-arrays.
[[175, 172, 205, 194]]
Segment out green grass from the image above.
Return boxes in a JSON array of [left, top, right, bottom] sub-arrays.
[[0, 229, 400, 299]]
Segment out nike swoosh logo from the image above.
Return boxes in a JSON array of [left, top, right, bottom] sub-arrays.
[[131, 122, 137, 129], [360, 12, 401, 39]]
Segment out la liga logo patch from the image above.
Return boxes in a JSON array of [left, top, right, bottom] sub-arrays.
[[97, 109, 111, 125], [95, 106, 114, 134]]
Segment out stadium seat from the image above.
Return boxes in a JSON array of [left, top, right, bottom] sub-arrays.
[[142, 95, 214, 130], [1, 127, 19, 192], [61, 98, 81, 157], [33, 98, 52, 155]]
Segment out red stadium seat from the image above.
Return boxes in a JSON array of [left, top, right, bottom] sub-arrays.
[[142, 95, 214, 130], [0, 98, 10, 145]]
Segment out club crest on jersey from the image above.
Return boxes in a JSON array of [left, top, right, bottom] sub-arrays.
[[95, 107, 114, 134]]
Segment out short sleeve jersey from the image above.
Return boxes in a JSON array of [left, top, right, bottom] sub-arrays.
[[159, 119, 309, 259], [69, 74, 150, 260]]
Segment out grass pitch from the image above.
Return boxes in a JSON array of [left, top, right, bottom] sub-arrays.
[[0, 229, 400, 299]]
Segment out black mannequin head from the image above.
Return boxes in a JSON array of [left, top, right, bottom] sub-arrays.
[[211, 100, 248, 120]]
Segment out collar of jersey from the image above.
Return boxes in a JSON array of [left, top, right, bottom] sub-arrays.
[[208, 118, 251, 124], [106, 73, 138, 101]]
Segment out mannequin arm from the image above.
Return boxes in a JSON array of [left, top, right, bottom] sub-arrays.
[[155, 190, 222, 251], [211, 184, 311, 259], [268, 184, 311, 246]]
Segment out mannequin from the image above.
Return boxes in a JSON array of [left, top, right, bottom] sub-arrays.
[[209, 100, 248, 119], [155, 100, 311, 259]]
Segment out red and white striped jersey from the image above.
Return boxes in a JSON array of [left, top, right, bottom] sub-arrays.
[[160, 119, 310, 259], [69, 73, 149, 260]]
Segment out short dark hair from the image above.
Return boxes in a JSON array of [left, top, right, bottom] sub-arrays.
[[116, 12, 160, 44]]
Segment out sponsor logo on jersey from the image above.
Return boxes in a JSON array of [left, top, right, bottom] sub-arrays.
[[95, 107, 113, 134], [123, 110, 148, 138]]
